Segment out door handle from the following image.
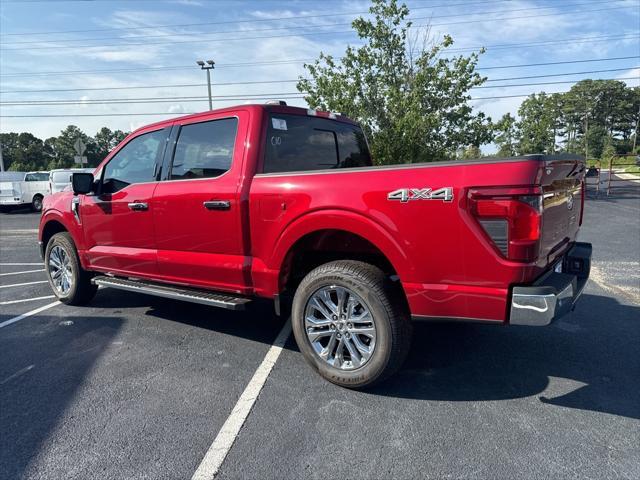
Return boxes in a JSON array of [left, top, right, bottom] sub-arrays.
[[127, 202, 148, 211], [203, 200, 231, 210]]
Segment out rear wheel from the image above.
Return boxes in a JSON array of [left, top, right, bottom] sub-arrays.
[[31, 194, 43, 212], [45, 232, 97, 305], [291, 260, 411, 388]]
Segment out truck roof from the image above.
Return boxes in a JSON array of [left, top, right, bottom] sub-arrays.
[[131, 103, 358, 136]]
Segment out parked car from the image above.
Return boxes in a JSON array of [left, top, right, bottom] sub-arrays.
[[49, 168, 94, 194], [38, 103, 592, 388], [0, 171, 50, 212]]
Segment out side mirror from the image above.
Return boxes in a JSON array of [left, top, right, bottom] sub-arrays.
[[72, 172, 94, 195]]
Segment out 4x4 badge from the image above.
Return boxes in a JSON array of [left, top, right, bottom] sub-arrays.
[[387, 187, 454, 203]]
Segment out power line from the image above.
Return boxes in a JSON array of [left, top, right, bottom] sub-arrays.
[[6, 84, 636, 117], [0, 0, 518, 37], [3, 76, 637, 107], [1, 54, 635, 78], [484, 67, 636, 82], [0, 0, 613, 46], [1, 4, 634, 51], [476, 77, 638, 89], [2, 65, 636, 95], [448, 33, 638, 53], [479, 55, 639, 70]]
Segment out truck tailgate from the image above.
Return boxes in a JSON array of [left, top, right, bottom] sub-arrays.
[[539, 157, 585, 265]]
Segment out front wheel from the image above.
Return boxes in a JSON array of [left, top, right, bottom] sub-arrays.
[[45, 232, 97, 305], [291, 260, 412, 388]]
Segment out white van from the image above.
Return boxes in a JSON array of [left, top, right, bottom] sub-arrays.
[[49, 168, 94, 194], [0, 171, 50, 212]]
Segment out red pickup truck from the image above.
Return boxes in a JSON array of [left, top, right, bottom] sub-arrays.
[[38, 103, 592, 388]]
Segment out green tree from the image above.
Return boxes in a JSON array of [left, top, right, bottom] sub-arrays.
[[460, 145, 482, 160], [0, 132, 50, 171], [562, 80, 634, 158], [296, 0, 492, 164], [494, 113, 518, 157], [46, 125, 91, 169], [92, 127, 127, 164], [517, 93, 556, 155]]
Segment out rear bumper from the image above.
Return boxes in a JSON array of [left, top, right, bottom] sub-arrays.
[[510, 242, 592, 326]]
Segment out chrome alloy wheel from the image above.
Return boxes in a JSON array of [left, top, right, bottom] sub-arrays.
[[48, 245, 73, 295], [304, 286, 377, 370]]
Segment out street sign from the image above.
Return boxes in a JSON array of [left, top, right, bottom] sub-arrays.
[[74, 155, 88, 164], [74, 138, 86, 156]]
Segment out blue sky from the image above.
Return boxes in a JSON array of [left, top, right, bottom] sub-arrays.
[[0, 0, 638, 142]]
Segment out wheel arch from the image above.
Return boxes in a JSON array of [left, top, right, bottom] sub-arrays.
[[272, 209, 411, 293], [41, 218, 68, 250]]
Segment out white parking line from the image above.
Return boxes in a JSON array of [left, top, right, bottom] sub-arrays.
[[0, 263, 43, 266], [0, 269, 45, 277], [0, 295, 56, 305], [0, 301, 60, 329], [191, 319, 292, 480], [0, 280, 48, 289]]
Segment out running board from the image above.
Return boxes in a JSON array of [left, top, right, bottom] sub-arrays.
[[92, 276, 251, 310]]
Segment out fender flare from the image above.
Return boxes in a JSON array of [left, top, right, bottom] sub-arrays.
[[270, 209, 412, 284], [39, 209, 79, 245]]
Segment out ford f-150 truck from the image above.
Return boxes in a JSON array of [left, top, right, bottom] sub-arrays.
[[38, 103, 592, 388]]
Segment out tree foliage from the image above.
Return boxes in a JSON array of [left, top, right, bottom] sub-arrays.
[[297, 0, 492, 164], [1, 126, 128, 172], [514, 80, 639, 159], [494, 113, 518, 157]]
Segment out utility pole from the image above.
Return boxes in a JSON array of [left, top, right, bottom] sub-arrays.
[[633, 104, 640, 152], [196, 60, 215, 110]]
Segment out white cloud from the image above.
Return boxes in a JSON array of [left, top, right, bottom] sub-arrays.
[[618, 68, 640, 87]]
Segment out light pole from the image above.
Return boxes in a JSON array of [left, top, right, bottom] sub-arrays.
[[196, 59, 215, 110]]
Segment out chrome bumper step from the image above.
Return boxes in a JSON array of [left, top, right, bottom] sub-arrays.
[[92, 276, 251, 310]]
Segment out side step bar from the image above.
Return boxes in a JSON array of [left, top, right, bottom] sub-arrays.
[[92, 276, 251, 310]]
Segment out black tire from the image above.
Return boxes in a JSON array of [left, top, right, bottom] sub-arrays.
[[291, 260, 412, 388], [31, 194, 43, 212], [45, 232, 97, 305]]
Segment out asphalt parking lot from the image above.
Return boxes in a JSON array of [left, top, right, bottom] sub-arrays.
[[1, 180, 639, 480]]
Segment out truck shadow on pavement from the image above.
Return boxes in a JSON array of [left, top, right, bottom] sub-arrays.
[[0, 315, 123, 480], [375, 293, 639, 420], [100, 288, 639, 420], [88, 289, 288, 350]]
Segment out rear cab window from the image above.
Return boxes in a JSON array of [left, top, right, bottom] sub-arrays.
[[263, 113, 372, 173]]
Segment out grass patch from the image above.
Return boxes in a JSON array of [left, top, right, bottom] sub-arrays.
[[624, 165, 640, 176]]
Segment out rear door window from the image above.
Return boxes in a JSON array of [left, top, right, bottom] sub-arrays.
[[170, 118, 238, 180], [263, 113, 372, 173]]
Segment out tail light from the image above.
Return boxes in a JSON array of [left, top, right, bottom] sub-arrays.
[[468, 186, 543, 262]]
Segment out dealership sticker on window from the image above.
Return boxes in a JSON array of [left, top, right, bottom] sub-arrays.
[[272, 118, 288, 130]]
